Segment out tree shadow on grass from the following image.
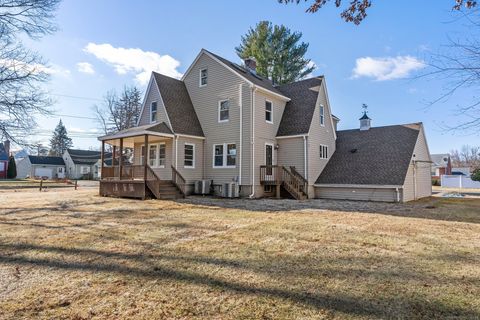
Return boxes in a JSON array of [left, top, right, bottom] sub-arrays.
[[0, 242, 478, 319], [177, 196, 480, 224]]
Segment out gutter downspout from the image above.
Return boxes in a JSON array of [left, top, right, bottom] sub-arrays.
[[239, 83, 243, 185], [395, 187, 400, 203], [413, 160, 417, 200], [175, 135, 178, 168], [303, 136, 307, 179], [249, 86, 257, 198]]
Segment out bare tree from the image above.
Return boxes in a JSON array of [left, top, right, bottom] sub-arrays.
[[450, 145, 480, 168], [94, 86, 142, 135], [277, 0, 477, 25], [0, 0, 61, 145]]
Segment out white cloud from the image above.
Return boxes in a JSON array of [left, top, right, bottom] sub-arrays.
[[77, 62, 95, 74], [83, 43, 182, 85], [351, 55, 425, 81]]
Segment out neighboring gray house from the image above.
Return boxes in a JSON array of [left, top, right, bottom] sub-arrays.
[[97, 49, 432, 202], [16, 156, 66, 179], [63, 149, 103, 180]]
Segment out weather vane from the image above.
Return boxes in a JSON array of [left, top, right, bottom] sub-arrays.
[[362, 103, 368, 114]]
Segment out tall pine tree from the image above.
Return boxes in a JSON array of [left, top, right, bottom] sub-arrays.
[[49, 120, 73, 156], [236, 21, 315, 85], [7, 155, 16, 179]]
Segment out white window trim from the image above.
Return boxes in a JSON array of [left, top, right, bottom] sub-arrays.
[[150, 101, 158, 123], [265, 100, 273, 124], [218, 99, 230, 123], [212, 143, 236, 168], [320, 144, 328, 159], [319, 104, 325, 127], [141, 142, 166, 168], [199, 68, 207, 87], [184, 143, 195, 169]]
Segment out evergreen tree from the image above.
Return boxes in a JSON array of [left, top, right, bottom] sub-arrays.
[[49, 119, 73, 156], [7, 155, 16, 179], [236, 21, 315, 85]]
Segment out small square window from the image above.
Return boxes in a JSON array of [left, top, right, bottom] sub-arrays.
[[320, 145, 328, 159], [265, 101, 273, 123], [200, 68, 208, 87], [219, 100, 229, 122]]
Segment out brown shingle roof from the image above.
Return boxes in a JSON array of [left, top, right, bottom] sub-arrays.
[[276, 77, 323, 137], [204, 50, 288, 99], [153, 72, 204, 137], [316, 124, 421, 186]]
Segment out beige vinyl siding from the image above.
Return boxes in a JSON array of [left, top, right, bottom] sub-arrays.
[[402, 127, 432, 201], [138, 77, 171, 128], [175, 136, 204, 184], [315, 187, 397, 202], [307, 82, 337, 195], [183, 53, 249, 185], [277, 137, 305, 175], [254, 91, 287, 186], [133, 138, 173, 180]]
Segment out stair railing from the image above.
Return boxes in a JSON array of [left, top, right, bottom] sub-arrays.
[[171, 165, 186, 196]]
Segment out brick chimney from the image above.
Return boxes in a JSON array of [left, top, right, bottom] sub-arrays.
[[4, 140, 10, 156], [244, 57, 257, 74]]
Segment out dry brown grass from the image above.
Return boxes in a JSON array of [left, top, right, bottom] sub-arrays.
[[0, 189, 479, 319]]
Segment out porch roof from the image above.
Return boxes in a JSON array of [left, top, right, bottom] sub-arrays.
[[98, 122, 174, 142]]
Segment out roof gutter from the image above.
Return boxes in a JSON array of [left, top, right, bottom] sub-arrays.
[[98, 131, 174, 141], [314, 183, 404, 189]]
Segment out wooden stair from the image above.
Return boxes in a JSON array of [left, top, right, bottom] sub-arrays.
[[260, 165, 308, 200], [145, 165, 185, 200]]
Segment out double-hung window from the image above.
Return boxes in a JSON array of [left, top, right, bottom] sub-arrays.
[[141, 143, 165, 167], [184, 143, 195, 168], [149, 145, 157, 166], [213, 143, 236, 168], [218, 100, 229, 122], [265, 100, 273, 123], [319, 105, 325, 126], [151, 101, 158, 123], [199, 68, 208, 87], [320, 145, 328, 159]]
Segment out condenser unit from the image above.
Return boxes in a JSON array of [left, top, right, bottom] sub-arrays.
[[222, 182, 240, 198], [194, 180, 211, 195]]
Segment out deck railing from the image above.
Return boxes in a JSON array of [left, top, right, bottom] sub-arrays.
[[171, 165, 186, 196], [260, 165, 308, 200], [101, 165, 145, 180]]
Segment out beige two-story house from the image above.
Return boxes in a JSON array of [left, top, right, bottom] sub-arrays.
[[98, 49, 431, 202]]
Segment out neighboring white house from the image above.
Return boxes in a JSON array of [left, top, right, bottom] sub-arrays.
[[63, 149, 103, 180], [16, 156, 66, 179]]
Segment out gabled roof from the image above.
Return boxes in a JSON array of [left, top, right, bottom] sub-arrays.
[[67, 149, 103, 165], [203, 50, 289, 99], [431, 154, 450, 167], [276, 77, 323, 137], [152, 72, 204, 137], [316, 124, 421, 186], [0, 143, 8, 161], [98, 122, 174, 141], [28, 156, 65, 166]]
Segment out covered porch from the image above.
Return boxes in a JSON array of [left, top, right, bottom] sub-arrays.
[[98, 123, 186, 199]]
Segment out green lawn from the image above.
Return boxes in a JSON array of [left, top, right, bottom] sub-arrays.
[[0, 189, 479, 319]]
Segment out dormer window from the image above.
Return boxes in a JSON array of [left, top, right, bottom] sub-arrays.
[[199, 68, 208, 87], [150, 101, 157, 123], [319, 105, 325, 126], [218, 100, 229, 122], [265, 100, 273, 123]]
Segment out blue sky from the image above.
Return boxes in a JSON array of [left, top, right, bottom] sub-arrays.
[[27, 0, 478, 153]]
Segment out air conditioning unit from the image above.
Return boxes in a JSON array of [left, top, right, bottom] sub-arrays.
[[194, 180, 211, 195], [222, 182, 240, 198]]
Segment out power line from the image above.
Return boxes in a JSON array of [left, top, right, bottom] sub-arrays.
[[51, 113, 98, 120]]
